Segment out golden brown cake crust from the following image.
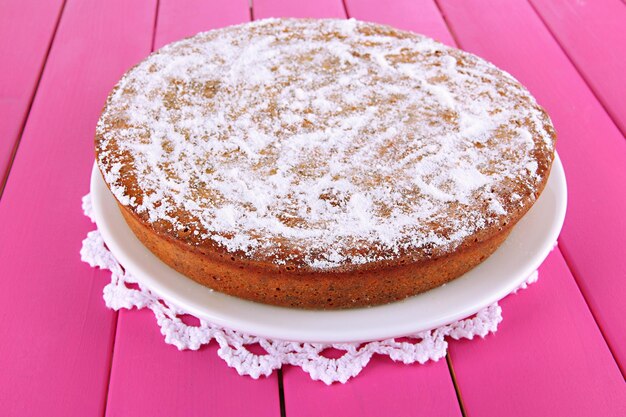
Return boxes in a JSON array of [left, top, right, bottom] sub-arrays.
[[95, 18, 556, 309], [118, 201, 515, 308]]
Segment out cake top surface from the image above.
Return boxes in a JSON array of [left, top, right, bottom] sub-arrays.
[[96, 18, 555, 271]]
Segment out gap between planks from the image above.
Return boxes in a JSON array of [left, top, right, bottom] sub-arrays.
[[0, 0, 68, 199], [101, 310, 120, 417], [150, 0, 161, 52], [432, 0, 462, 47], [446, 353, 467, 417], [278, 369, 287, 417]]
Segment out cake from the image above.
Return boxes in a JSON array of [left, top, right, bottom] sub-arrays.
[[95, 18, 556, 309]]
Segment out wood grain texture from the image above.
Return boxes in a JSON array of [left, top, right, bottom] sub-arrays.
[[0, 0, 156, 416], [529, 0, 626, 135], [0, 0, 64, 189], [104, 2, 281, 416], [448, 251, 626, 417], [439, 0, 626, 375]]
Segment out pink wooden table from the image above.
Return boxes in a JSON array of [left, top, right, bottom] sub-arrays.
[[1, 0, 624, 415]]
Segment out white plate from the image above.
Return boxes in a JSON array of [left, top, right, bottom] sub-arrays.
[[91, 154, 566, 343]]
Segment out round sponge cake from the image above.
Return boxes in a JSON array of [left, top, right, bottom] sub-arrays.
[[95, 18, 556, 309]]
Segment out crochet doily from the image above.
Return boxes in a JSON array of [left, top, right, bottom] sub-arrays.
[[80, 194, 539, 384]]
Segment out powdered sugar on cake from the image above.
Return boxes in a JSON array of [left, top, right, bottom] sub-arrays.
[[96, 18, 555, 270]]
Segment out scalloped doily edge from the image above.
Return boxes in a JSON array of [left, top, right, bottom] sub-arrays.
[[80, 193, 542, 384]]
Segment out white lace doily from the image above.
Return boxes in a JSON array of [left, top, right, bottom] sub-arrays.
[[80, 194, 539, 384]]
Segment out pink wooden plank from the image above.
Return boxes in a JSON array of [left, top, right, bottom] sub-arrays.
[[105, 2, 280, 416], [439, 0, 626, 373], [154, 0, 250, 49], [344, 0, 455, 45], [253, 0, 345, 19], [0, 0, 156, 416], [283, 360, 461, 417], [106, 310, 281, 417], [529, 0, 626, 135], [448, 251, 626, 417], [0, 0, 64, 188]]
